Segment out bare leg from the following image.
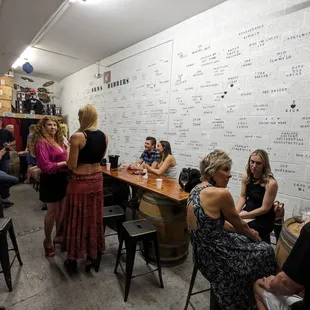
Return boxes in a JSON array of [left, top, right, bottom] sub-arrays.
[[44, 202, 57, 246], [254, 280, 267, 310], [25, 165, 33, 183], [55, 197, 66, 237]]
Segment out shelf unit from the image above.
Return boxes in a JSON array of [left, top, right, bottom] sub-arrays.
[[0, 112, 63, 120]]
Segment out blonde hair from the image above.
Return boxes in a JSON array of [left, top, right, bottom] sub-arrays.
[[246, 149, 274, 186], [200, 149, 232, 182], [78, 104, 98, 132], [31, 116, 63, 153]]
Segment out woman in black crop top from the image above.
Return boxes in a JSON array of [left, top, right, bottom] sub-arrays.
[[62, 104, 108, 272], [236, 149, 278, 243]]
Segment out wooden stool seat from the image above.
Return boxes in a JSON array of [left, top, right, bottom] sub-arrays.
[[114, 219, 164, 302], [0, 218, 23, 291]]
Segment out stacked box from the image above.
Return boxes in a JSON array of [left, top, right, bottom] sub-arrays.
[[0, 76, 14, 88], [0, 76, 13, 112]]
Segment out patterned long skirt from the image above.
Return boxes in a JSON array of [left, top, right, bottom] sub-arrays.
[[62, 172, 105, 260]]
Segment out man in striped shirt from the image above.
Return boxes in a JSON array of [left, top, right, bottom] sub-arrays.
[[129, 136, 159, 170]]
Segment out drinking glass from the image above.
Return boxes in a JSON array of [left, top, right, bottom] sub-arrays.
[[293, 204, 310, 224]]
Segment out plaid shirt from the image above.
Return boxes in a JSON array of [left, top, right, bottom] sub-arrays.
[[140, 149, 160, 166]]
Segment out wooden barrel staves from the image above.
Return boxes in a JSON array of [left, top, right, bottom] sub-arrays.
[[139, 191, 189, 266], [8, 151, 20, 180], [275, 217, 301, 268]]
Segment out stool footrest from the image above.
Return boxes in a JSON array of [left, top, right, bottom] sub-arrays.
[[105, 232, 118, 237], [0, 255, 17, 273], [190, 288, 211, 297], [117, 260, 159, 279]]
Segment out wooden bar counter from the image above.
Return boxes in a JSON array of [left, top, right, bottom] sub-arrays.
[[102, 167, 188, 203], [102, 167, 190, 266]]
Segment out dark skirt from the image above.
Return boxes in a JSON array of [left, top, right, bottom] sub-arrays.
[[62, 172, 105, 260], [26, 153, 36, 166], [39, 172, 68, 203]]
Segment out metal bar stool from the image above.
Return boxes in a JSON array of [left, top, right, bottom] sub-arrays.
[[103, 205, 125, 241], [103, 189, 114, 207], [0, 218, 23, 291], [114, 219, 164, 302], [184, 264, 221, 310]]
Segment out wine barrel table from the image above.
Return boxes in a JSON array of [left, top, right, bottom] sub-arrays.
[[139, 191, 188, 266], [275, 218, 302, 268], [8, 152, 20, 180], [101, 167, 189, 266]]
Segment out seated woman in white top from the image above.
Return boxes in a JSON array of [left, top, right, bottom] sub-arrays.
[[143, 140, 177, 179]]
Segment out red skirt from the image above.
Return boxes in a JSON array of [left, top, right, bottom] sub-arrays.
[[62, 172, 105, 260]]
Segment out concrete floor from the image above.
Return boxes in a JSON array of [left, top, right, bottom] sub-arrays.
[[0, 184, 211, 310]]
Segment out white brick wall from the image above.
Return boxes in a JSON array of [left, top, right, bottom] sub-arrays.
[[58, 0, 310, 218]]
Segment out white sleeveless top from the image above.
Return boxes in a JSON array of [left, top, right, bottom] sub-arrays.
[[164, 165, 178, 179]]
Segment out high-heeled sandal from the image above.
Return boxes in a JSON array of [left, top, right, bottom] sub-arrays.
[[64, 259, 77, 272], [85, 254, 101, 273], [43, 241, 55, 257]]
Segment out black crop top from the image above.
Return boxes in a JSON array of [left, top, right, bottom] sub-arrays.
[[77, 130, 106, 164]]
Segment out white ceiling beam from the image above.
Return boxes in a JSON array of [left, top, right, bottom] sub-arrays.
[[31, 0, 71, 47]]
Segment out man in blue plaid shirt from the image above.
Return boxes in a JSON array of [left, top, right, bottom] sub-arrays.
[[129, 137, 159, 170]]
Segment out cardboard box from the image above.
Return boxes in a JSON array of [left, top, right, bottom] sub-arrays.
[[0, 76, 14, 88], [0, 100, 12, 112], [0, 86, 12, 101]]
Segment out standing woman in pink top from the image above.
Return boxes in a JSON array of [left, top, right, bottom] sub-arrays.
[[32, 116, 68, 257]]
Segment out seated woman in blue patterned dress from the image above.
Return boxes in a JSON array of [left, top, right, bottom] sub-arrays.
[[187, 149, 275, 310]]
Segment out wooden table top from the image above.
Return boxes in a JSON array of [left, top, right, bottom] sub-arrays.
[[102, 167, 189, 203]]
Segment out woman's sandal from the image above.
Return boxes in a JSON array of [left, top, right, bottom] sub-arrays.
[[43, 241, 55, 257], [64, 259, 77, 272], [85, 254, 101, 273]]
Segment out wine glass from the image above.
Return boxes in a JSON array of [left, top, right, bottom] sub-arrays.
[[293, 205, 310, 224], [180, 173, 189, 190]]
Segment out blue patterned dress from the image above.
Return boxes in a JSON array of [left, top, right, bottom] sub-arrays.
[[187, 184, 275, 310]]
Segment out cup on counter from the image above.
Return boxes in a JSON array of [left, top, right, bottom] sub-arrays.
[[106, 162, 111, 171], [156, 178, 163, 189]]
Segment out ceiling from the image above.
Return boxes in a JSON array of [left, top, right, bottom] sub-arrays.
[[2, 0, 226, 81], [0, 0, 64, 76]]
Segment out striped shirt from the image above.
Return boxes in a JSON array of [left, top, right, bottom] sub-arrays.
[[140, 149, 160, 166]]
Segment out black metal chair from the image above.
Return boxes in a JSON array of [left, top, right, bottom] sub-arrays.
[[114, 219, 164, 302], [0, 218, 23, 291], [184, 264, 221, 310]]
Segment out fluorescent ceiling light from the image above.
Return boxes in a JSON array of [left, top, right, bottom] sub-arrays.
[[12, 46, 33, 69]]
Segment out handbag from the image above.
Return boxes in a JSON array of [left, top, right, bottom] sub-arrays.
[[179, 168, 201, 192]]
